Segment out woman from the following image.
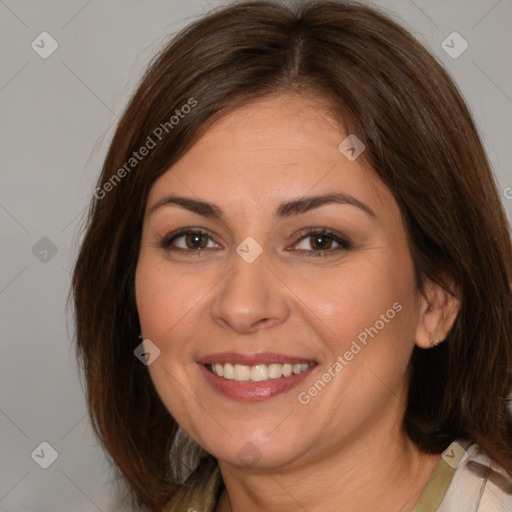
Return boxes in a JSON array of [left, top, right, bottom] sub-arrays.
[[72, 1, 512, 511]]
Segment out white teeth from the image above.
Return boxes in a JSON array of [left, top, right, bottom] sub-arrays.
[[251, 364, 268, 382], [282, 364, 293, 377], [234, 364, 251, 381], [268, 363, 283, 379], [209, 362, 313, 381], [223, 363, 234, 380]]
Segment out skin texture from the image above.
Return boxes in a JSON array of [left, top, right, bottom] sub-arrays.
[[135, 92, 460, 512]]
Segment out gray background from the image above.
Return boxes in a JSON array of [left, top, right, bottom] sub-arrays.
[[0, 0, 511, 510]]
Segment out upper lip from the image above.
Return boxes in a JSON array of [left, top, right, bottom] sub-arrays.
[[196, 352, 317, 366]]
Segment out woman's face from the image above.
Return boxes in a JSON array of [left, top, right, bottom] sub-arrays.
[[135, 92, 426, 469]]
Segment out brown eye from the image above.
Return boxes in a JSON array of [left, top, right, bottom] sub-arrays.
[[291, 229, 352, 257], [184, 232, 208, 249], [161, 229, 220, 251], [309, 234, 334, 250]]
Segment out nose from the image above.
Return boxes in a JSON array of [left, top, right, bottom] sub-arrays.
[[211, 249, 290, 334]]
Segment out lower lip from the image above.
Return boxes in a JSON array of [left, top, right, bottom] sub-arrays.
[[198, 363, 317, 401]]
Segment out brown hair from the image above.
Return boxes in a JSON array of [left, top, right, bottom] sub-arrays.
[[72, 1, 512, 510]]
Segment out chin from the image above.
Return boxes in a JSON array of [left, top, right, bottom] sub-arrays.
[[200, 429, 312, 470]]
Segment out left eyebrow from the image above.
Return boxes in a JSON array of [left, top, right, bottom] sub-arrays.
[[148, 191, 376, 220], [275, 192, 376, 219]]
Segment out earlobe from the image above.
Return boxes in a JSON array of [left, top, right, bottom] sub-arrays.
[[414, 279, 461, 349]]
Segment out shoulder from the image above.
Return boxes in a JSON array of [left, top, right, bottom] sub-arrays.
[[438, 442, 512, 512]]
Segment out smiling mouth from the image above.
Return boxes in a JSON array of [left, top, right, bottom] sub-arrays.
[[206, 362, 315, 382]]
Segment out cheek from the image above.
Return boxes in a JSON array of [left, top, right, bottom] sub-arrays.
[[135, 258, 209, 351], [302, 267, 415, 399], [289, 249, 417, 370], [294, 263, 403, 338]]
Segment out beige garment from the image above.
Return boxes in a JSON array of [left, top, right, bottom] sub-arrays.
[[423, 441, 512, 512], [163, 440, 512, 511]]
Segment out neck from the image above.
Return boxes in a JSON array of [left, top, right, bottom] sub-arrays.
[[216, 429, 441, 512]]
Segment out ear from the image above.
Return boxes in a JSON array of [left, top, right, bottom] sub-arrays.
[[415, 278, 460, 349]]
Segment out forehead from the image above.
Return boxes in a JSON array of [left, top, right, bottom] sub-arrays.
[[146, 93, 393, 216]]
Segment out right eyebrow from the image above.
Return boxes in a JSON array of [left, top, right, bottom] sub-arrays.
[[149, 195, 223, 218]]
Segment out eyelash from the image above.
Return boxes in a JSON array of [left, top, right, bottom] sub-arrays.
[[159, 228, 352, 257]]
